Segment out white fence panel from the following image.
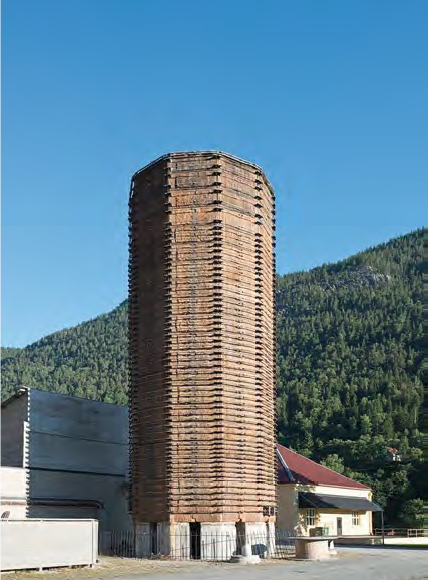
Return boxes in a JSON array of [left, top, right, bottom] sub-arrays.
[[1, 519, 98, 571]]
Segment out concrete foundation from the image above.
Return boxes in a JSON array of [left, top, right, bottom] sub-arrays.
[[135, 522, 191, 558], [169, 523, 190, 559], [240, 522, 276, 558], [200, 523, 237, 560], [135, 521, 275, 560], [230, 543, 261, 564]]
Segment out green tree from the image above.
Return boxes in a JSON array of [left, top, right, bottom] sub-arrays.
[[398, 499, 427, 529], [321, 454, 345, 474]]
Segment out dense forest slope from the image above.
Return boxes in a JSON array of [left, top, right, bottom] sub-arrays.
[[1, 304, 129, 404], [1, 230, 424, 524]]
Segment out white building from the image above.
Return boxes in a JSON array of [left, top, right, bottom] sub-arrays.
[[276, 444, 382, 537]]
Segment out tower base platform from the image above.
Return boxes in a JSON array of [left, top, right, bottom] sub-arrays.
[[135, 521, 275, 560]]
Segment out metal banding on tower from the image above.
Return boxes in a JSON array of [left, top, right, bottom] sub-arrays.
[[128, 151, 276, 556]]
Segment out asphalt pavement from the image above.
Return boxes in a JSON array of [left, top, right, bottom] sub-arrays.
[[107, 546, 427, 580]]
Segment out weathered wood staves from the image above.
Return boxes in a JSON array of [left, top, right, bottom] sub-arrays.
[[129, 151, 276, 529]]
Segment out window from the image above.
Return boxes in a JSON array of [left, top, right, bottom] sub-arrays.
[[263, 506, 276, 516], [306, 509, 315, 526], [352, 511, 360, 526]]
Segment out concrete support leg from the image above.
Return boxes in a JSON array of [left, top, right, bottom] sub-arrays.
[[243, 522, 275, 558], [156, 522, 171, 556], [136, 522, 191, 559], [135, 523, 152, 558], [170, 523, 190, 559], [200, 523, 236, 560], [230, 542, 261, 565], [266, 521, 276, 556]]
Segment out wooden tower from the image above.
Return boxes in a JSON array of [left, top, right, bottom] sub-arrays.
[[128, 151, 276, 556]]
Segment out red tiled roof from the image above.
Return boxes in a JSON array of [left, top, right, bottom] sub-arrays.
[[277, 443, 369, 490]]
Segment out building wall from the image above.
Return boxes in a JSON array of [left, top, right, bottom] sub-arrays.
[[25, 389, 132, 531], [277, 484, 372, 536], [276, 484, 298, 532], [129, 152, 276, 525], [1, 393, 28, 467], [27, 469, 129, 530], [309, 484, 370, 499], [0, 466, 28, 519], [297, 508, 371, 536]]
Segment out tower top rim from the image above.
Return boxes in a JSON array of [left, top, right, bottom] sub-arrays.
[[130, 151, 274, 195]]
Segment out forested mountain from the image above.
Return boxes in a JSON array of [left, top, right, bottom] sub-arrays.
[[1, 347, 21, 361], [1, 229, 425, 525], [1, 303, 129, 404]]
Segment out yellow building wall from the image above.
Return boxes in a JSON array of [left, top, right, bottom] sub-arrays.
[[276, 484, 298, 532], [277, 483, 373, 536], [298, 508, 372, 536]]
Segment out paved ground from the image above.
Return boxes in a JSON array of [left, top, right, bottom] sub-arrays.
[[3, 547, 427, 580]]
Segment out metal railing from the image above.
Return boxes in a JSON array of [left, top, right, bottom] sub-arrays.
[[100, 529, 296, 560], [374, 528, 428, 538], [101, 530, 137, 558]]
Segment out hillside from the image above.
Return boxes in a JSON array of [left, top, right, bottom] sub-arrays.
[[1, 347, 21, 361], [277, 229, 423, 452], [1, 229, 424, 524], [1, 303, 129, 404]]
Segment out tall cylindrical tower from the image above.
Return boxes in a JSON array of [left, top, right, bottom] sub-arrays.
[[129, 151, 276, 556]]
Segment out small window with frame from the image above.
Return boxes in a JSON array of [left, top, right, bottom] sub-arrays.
[[352, 511, 360, 526], [306, 508, 315, 526]]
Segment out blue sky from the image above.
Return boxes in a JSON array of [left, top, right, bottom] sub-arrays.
[[2, 0, 427, 347]]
